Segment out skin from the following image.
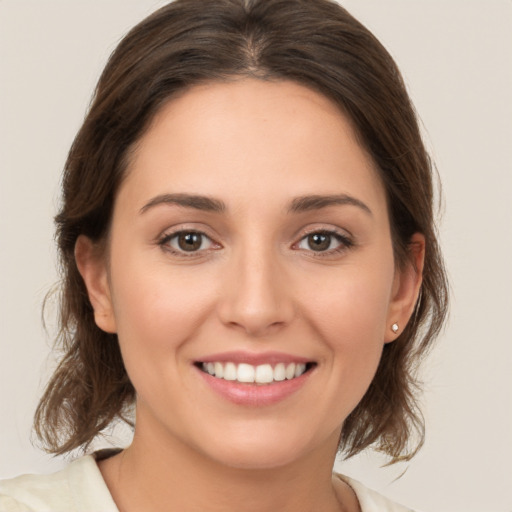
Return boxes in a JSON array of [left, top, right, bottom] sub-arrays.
[[76, 79, 424, 512]]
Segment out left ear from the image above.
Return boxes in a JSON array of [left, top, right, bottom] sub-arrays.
[[385, 233, 425, 343]]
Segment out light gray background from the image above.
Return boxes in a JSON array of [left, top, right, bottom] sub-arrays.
[[1, 1, 511, 511]]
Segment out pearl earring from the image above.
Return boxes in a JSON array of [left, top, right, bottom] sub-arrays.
[[391, 323, 399, 333]]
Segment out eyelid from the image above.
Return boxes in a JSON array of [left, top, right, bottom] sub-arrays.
[[294, 224, 353, 242], [156, 223, 354, 258], [292, 226, 354, 256], [157, 226, 222, 257]]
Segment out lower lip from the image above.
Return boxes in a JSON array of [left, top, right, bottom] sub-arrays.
[[195, 366, 313, 406]]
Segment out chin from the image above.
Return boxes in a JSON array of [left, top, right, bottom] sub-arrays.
[[210, 445, 303, 471], [199, 426, 329, 471]]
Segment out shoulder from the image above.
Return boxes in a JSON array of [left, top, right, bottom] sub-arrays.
[[0, 455, 118, 512], [336, 474, 416, 512]]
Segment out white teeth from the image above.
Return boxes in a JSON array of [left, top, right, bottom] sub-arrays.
[[224, 362, 237, 381], [200, 361, 310, 384], [214, 362, 224, 379], [294, 363, 306, 378], [237, 363, 255, 383], [274, 363, 286, 381], [285, 363, 296, 380], [255, 364, 273, 384]]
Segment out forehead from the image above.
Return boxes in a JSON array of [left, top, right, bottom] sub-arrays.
[[120, 78, 387, 218]]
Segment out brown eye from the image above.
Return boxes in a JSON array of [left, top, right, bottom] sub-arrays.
[[306, 233, 331, 251], [163, 231, 215, 253], [296, 230, 351, 254], [177, 232, 203, 251]]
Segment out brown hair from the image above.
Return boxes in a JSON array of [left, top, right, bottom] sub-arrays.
[[34, 0, 448, 462]]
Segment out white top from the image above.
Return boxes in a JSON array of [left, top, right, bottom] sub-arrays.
[[0, 454, 414, 512]]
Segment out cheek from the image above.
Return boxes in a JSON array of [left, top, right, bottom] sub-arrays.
[[302, 263, 394, 343], [108, 255, 218, 375], [298, 260, 394, 401]]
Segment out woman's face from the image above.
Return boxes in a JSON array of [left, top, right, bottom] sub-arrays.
[[80, 79, 420, 469]]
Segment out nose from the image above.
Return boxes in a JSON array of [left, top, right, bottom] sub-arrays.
[[217, 245, 295, 337]]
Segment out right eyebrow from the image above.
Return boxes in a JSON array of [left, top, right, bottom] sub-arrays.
[[139, 193, 226, 215]]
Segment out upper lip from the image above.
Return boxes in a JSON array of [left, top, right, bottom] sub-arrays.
[[195, 351, 314, 366]]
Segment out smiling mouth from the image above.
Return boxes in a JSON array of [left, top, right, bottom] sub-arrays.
[[195, 361, 316, 385]]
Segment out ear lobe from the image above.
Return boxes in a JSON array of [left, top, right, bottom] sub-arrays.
[[74, 235, 117, 334], [385, 233, 425, 343]]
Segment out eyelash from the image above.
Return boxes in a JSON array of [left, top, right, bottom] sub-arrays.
[[158, 230, 218, 258], [294, 229, 354, 257], [157, 228, 354, 258]]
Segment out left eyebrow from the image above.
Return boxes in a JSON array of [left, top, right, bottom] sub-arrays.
[[287, 194, 373, 216]]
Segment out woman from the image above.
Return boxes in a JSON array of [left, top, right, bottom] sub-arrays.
[[0, 0, 448, 510]]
